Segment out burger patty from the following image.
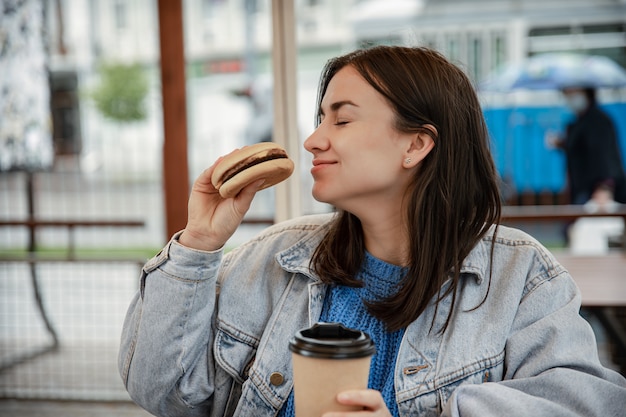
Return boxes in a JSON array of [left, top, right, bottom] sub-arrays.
[[221, 148, 288, 184]]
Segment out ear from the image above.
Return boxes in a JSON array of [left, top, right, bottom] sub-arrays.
[[403, 124, 436, 168]]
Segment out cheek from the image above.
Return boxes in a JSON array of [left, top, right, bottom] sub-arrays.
[[346, 158, 400, 190]]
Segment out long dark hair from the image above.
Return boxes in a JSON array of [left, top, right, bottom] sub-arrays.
[[310, 46, 501, 332]]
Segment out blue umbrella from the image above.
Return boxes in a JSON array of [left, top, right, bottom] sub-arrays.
[[480, 53, 626, 92]]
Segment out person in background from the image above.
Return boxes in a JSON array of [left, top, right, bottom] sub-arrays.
[[119, 46, 626, 417], [554, 87, 626, 205]]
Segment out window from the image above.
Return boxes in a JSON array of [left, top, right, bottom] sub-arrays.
[[445, 34, 461, 63], [114, 0, 126, 30], [491, 31, 507, 71], [468, 35, 483, 81]]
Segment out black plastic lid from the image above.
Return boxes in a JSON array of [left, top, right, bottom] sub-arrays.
[[289, 322, 376, 359]]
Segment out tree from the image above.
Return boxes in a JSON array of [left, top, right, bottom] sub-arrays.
[[90, 62, 149, 122]]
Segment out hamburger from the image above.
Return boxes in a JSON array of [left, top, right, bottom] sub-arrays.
[[211, 142, 295, 198]]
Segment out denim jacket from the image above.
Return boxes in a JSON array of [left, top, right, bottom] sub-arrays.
[[119, 213, 626, 417]]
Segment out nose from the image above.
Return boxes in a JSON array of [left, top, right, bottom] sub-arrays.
[[303, 124, 328, 154]]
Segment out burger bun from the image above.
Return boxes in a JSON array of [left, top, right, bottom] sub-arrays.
[[211, 142, 294, 198]]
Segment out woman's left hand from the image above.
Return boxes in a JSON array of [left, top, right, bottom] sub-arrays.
[[322, 389, 392, 417]]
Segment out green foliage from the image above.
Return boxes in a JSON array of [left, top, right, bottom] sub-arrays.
[[90, 62, 149, 122]]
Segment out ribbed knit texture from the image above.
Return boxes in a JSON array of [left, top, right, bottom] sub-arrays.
[[278, 252, 406, 417]]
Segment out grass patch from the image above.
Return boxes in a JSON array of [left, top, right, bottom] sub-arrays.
[[0, 247, 160, 261]]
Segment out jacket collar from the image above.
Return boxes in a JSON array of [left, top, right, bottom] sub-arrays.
[[275, 214, 494, 286], [275, 216, 332, 280], [458, 224, 499, 285]]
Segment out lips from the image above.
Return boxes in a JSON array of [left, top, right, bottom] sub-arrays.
[[311, 158, 336, 167], [310, 159, 335, 174]]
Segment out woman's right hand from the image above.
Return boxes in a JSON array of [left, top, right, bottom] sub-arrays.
[[178, 156, 264, 251]]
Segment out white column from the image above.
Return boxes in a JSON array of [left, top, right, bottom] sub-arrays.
[[271, 0, 302, 222]]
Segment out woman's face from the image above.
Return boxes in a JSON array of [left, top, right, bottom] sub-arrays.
[[304, 65, 416, 214]]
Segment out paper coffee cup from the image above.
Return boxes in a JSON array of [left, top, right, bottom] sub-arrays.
[[289, 322, 376, 417]]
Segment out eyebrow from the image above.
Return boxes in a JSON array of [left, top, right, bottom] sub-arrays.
[[319, 100, 358, 116]]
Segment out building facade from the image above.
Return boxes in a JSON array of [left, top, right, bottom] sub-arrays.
[[41, 0, 626, 200]]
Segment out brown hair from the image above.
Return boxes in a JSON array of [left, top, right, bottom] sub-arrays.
[[310, 46, 501, 332]]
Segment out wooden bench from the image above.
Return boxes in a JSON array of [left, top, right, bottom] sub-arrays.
[[0, 218, 146, 371], [502, 204, 626, 224], [502, 204, 626, 252], [0, 219, 146, 260]]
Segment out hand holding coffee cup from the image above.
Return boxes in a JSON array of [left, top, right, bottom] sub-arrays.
[[289, 322, 376, 417]]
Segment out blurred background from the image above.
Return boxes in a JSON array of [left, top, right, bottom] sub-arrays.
[[1, 0, 625, 414]]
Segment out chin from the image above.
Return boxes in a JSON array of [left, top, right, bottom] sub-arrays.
[[311, 187, 334, 206]]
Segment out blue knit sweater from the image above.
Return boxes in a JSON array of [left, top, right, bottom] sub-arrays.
[[278, 252, 406, 417]]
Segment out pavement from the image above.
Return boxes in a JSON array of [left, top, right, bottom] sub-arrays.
[[0, 399, 153, 417]]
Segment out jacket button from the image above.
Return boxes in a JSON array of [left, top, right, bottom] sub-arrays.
[[269, 372, 284, 386]]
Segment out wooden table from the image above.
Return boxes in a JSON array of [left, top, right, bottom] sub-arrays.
[[554, 252, 626, 307], [501, 204, 626, 373], [554, 251, 626, 373]]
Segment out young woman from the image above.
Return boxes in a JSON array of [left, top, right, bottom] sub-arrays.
[[119, 46, 626, 417]]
